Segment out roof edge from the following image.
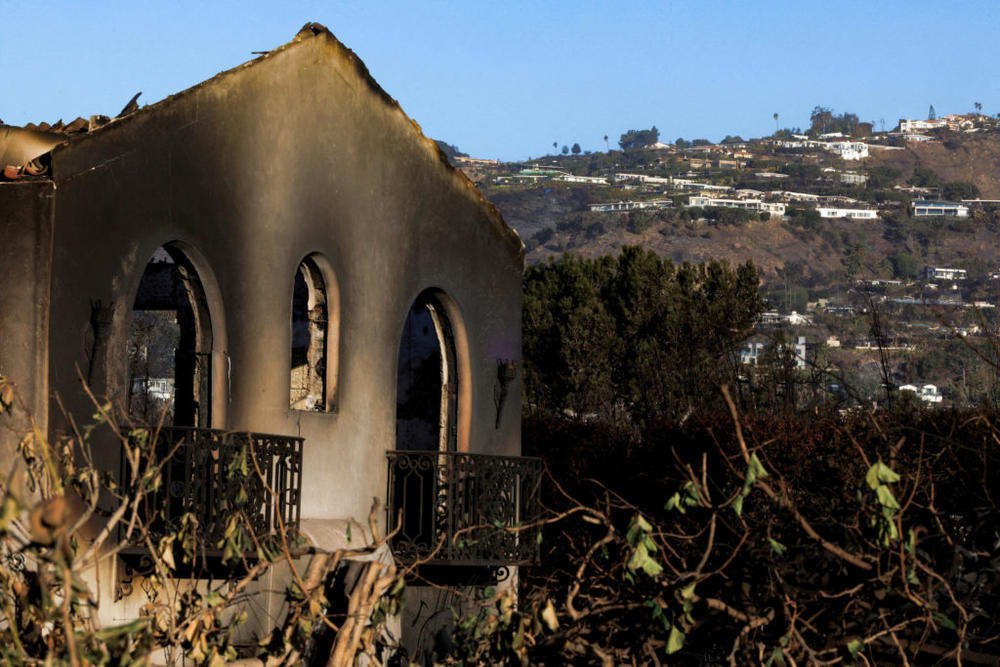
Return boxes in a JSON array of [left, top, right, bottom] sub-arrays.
[[297, 24, 524, 266], [46, 22, 525, 265]]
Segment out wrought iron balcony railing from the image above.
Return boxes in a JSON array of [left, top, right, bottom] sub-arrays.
[[386, 450, 543, 567], [126, 427, 303, 552]]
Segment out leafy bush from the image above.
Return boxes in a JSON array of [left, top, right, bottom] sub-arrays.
[[448, 400, 1000, 664]]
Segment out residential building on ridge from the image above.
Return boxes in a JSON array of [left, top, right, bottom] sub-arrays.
[[920, 267, 968, 281], [817, 207, 879, 220], [913, 200, 970, 217], [688, 195, 786, 216]]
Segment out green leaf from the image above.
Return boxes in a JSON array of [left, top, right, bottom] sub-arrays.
[[747, 452, 768, 484], [641, 556, 663, 577], [846, 639, 863, 658], [626, 513, 654, 545], [667, 624, 685, 654], [205, 591, 225, 608], [876, 461, 900, 484], [933, 611, 957, 630], [627, 542, 663, 577], [627, 543, 650, 571], [767, 537, 787, 556], [866, 461, 899, 490], [345, 523, 352, 543], [765, 646, 787, 667], [876, 485, 899, 511], [665, 492, 682, 512], [732, 494, 744, 517], [679, 581, 697, 601]]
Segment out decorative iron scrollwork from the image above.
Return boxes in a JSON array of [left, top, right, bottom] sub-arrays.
[[120, 427, 304, 559], [386, 450, 543, 567]]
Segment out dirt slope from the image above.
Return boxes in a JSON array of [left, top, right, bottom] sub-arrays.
[[866, 134, 1000, 198]]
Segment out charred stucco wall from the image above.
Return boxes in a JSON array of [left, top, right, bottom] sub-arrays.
[[0, 181, 54, 462], [45, 30, 522, 535]]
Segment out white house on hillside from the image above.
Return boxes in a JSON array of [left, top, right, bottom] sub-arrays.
[[688, 195, 786, 216], [817, 207, 879, 220], [920, 267, 968, 281], [913, 201, 969, 217]]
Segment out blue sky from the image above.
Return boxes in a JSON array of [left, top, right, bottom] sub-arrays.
[[3, 1, 998, 162]]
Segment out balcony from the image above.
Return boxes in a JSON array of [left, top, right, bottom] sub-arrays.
[[386, 450, 543, 569], [121, 427, 303, 559]]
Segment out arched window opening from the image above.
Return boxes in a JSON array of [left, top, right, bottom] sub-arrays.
[[396, 292, 458, 452], [290, 257, 329, 411], [128, 246, 213, 427]]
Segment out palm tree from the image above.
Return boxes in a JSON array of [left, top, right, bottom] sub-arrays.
[[975, 101, 983, 115], [603, 135, 609, 152], [773, 112, 779, 134], [552, 141, 558, 155]]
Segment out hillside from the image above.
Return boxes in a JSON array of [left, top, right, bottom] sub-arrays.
[[468, 131, 1000, 281], [460, 128, 1000, 406], [509, 191, 1000, 282], [865, 133, 1000, 198]]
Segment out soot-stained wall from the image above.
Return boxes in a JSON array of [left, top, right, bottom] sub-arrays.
[[40, 27, 523, 528]]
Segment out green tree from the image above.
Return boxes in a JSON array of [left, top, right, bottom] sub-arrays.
[[675, 137, 690, 149], [523, 248, 764, 423], [433, 140, 468, 159], [571, 142, 581, 155], [619, 126, 660, 151], [809, 106, 834, 134], [867, 166, 901, 189], [942, 181, 980, 201], [889, 250, 919, 279], [561, 145, 569, 155], [909, 166, 942, 188], [809, 107, 860, 135]]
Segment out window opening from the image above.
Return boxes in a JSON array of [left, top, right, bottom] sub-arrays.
[[127, 246, 212, 427], [396, 293, 458, 452], [290, 257, 328, 410]]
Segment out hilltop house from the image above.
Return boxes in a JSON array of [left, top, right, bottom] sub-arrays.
[[0, 23, 537, 655], [898, 115, 975, 133]]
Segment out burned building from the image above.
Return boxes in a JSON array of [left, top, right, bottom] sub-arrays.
[[0, 23, 537, 656]]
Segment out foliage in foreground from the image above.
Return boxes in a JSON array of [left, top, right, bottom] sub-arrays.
[[449, 396, 1000, 665], [0, 377, 403, 666]]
